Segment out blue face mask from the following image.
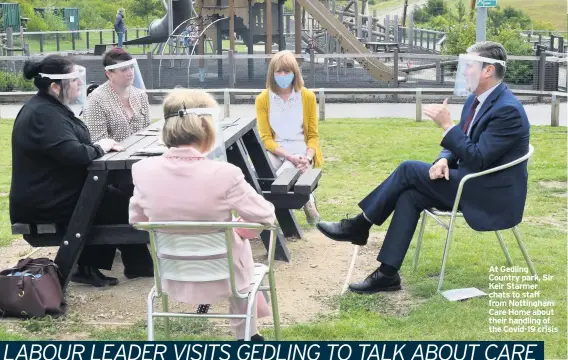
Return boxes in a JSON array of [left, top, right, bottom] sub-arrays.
[[274, 73, 294, 89]]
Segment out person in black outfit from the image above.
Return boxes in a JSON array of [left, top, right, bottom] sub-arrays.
[[10, 55, 154, 287]]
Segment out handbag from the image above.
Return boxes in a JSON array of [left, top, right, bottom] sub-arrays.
[[0, 258, 67, 318]]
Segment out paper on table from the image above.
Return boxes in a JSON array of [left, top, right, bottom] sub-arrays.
[[132, 146, 167, 156]]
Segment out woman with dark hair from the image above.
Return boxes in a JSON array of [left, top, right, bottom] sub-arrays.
[[10, 55, 154, 287], [83, 48, 150, 142]]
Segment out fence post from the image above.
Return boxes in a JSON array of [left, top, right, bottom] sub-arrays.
[[71, 32, 76, 50], [310, 48, 315, 88], [6, 27, 13, 57], [86, 31, 90, 50], [436, 60, 442, 84], [393, 15, 399, 44], [146, 52, 154, 90], [416, 89, 422, 122], [538, 49, 546, 102], [56, 33, 60, 51], [228, 50, 236, 88], [100, 31, 103, 45], [392, 48, 399, 88], [367, 15, 373, 42], [224, 89, 231, 118], [408, 12, 414, 49], [39, 33, 44, 53], [551, 94, 559, 126], [113, 31, 116, 44], [318, 88, 325, 121]]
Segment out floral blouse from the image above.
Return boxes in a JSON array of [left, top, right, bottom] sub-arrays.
[[83, 81, 150, 142]]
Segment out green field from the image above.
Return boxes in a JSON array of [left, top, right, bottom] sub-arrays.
[[0, 117, 565, 357]]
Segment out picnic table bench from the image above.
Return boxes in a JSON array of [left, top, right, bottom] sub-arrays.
[[11, 116, 321, 290], [363, 41, 400, 53]]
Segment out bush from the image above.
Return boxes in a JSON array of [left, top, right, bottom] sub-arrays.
[[0, 71, 36, 92]]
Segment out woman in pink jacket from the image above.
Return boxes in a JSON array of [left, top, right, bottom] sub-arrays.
[[128, 89, 276, 340]]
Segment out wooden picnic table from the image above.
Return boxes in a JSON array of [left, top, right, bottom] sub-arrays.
[[13, 116, 322, 290]]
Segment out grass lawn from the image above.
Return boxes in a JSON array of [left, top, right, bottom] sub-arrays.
[[0, 118, 566, 357]]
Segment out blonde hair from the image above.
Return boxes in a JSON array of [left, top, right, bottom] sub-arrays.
[[161, 88, 218, 151], [266, 50, 304, 92]]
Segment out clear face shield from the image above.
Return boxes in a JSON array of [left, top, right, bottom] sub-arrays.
[[454, 54, 506, 97], [104, 59, 146, 90], [185, 107, 226, 162], [39, 65, 87, 115]]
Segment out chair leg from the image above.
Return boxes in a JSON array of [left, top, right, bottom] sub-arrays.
[[413, 211, 428, 270], [495, 231, 513, 266], [437, 215, 457, 293], [162, 293, 170, 340], [147, 287, 156, 341], [512, 226, 538, 278], [268, 270, 281, 340], [244, 293, 256, 341]]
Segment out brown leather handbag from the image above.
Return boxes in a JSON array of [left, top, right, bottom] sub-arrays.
[[0, 258, 67, 318]]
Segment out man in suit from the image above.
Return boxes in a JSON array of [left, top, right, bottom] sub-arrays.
[[317, 41, 531, 294]]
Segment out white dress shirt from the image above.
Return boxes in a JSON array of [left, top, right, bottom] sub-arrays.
[[443, 82, 502, 138]]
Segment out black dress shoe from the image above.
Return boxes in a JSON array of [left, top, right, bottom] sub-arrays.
[[316, 219, 369, 246], [71, 266, 110, 288], [348, 268, 402, 294], [238, 334, 265, 341], [93, 269, 119, 286]]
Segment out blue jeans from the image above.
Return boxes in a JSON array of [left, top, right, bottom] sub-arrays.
[[117, 32, 124, 48]]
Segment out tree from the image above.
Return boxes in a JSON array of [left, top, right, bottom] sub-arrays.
[[127, 0, 164, 27], [456, 0, 466, 23]]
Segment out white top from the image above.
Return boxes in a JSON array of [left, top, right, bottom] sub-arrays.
[[269, 90, 306, 156], [443, 82, 502, 138]]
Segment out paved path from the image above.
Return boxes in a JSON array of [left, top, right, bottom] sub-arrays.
[[1, 102, 565, 126]]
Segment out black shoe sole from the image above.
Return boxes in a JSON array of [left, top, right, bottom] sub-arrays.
[[348, 285, 402, 294], [316, 223, 368, 246]]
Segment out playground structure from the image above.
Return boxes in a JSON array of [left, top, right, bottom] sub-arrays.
[[119, 0, 401, 82]]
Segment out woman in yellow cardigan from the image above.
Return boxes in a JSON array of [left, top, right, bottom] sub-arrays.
[[255, 50, 323, 225]]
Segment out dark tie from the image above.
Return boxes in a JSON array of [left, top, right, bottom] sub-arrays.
[[462, 97, 480, 134]]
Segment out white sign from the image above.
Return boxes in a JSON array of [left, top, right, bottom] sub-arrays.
[[70, 16, 75, 23]]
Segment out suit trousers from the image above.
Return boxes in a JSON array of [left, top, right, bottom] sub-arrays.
[[359, 160, 460, 269]]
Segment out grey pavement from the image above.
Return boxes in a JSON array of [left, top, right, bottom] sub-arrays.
[[0, 102, 565, 126]]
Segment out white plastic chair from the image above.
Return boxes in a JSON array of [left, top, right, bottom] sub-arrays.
[[133, 221, 281, 341], [413, 144, 537, 298]]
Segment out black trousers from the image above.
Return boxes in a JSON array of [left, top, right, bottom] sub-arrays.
[[359, 161, 459, 270], [77, 185, 153, 272]]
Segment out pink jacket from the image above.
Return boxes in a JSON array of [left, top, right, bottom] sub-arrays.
[[129, 146, 276, 307]]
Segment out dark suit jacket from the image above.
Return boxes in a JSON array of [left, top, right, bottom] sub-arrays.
[[436, 82, 531, 231]]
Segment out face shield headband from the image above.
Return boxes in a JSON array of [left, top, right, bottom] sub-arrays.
[[104, 59, 146, 89]]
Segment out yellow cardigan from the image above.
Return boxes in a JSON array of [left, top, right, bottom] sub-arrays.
[[255, 87, 323, 168]]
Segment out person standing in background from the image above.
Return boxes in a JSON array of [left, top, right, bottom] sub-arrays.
[[115, 8, 125, 48]]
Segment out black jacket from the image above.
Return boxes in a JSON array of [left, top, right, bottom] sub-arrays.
[[9, 92, 105, 224]]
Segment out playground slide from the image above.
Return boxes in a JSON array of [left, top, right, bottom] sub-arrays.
[[296, 0, 394, 81], [124, 0, 194, 45]]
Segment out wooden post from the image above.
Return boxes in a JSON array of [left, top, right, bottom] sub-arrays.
[[56, 33, 60, 51], [538, 50, 546, 102], [228, 50, 236, 87], [278, 0, 285, 50], [224, 89, 231, 118], [551, 94, 559, 126], [266, 0, 272, 54], [146, 52, 154, 90], [295, 0, 301, 55], [310, 48, 315, 87], [6, 27, 13, 56], [393, 48, 399, 88], [40, 33, 44, 53], [319, 88, 325, 121], [385, 15, 390, 42], [86, 31, 90, 50], [408, 12, 414, 48], [416, 89, 422, 122], [230, 0, 235, 51], [198, 0, 205, 71], [248, 0, 254, 80], [393, 15, 399, 44], [217, 23, 223, 79], [436, 60, 442, 84], [367, 15, 373, 42], [355, 0, 361, 39]]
